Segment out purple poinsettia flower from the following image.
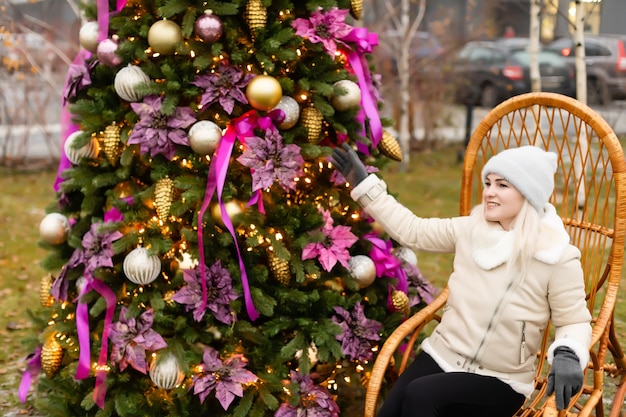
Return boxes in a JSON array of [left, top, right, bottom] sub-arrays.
[[109, 307, 168, 373], [80, 223, 123, 276], [404, 262, 437, 306], [301, 208, 358, 271], [192, 347, 257, 410], [292, 7, 353, 57], [63, 57, 95, 104], [236, 127, 304, 192], [127, 95, 196, 160], [52, 222, 123, 300], [192, 63, 254, 114], [332, 302, 382, 362], [171, 260, 239, 323], [275, 370, 340, 417]]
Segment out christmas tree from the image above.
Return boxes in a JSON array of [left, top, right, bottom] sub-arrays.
[[21, 0, 436, 415]]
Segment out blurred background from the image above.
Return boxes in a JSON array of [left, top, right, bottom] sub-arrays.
[[2, 0, 626, 166]]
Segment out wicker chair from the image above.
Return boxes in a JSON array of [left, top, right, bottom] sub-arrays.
[[364, 92, 626, 417]]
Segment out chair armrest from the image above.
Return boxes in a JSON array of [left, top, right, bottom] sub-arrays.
[[364, 287, 449, 417]]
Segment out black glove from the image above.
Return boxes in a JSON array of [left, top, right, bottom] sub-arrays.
[[546, 346, 584, 410], [331, 143, 368, 187]]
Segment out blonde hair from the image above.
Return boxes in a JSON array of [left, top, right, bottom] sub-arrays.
[[471, 199, 540, 278]]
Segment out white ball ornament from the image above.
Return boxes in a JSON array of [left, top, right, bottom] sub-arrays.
[[149, 351, 184, 389], [188, 120, 222, 155], [331, 80, 361, 111], [79, 21, 99, 53], [123, 247, 162, 285], [114, 65, 150, 102], [348, 255, 377, 288], [39, 213, 70, 245], [393, 247, 418, 266], [271, 96, 300, 130], [64, 130, 100, 164]]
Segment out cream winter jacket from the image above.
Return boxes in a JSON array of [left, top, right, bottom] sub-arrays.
[[351, 175, 592, 397]]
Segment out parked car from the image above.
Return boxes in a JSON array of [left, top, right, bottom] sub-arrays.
[[546, 34, 626, 106], [450, 40, 576, 108]]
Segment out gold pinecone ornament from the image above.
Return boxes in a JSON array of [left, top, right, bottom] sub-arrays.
[[379, 130, 403, 161], [301, 105, 323, 144], [391, 290, 410, 316], [268, 251, 291, 285], [350, 0, 363, 20], [102, 123, 122, 165], [154, 177, 175, 221], [245, 0, 266, 40], [41, 336, 63, 378], [40, 273, 55, 307]]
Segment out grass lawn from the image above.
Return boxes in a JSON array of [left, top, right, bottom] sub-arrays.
[[0, 142, 624, 414]]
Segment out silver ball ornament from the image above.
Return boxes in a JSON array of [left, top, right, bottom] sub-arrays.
[[114, 65, 150, 102], [97, 37, 122, 67], [79, 21, 99, 53], [188, 120, 222, 155], [149, 351, 184, 389], [39, 213, 70, 245], [123, 247, 162, 285], [348, 255, 377, 288], [331, 80, 361, 111], [393, 247, 418, 266], [194, 10, 223, 43], [64, 130, 100, 164], [271, 96, 300, 130]]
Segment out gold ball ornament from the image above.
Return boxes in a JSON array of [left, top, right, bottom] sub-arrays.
[[154, 177, 175, 221], [268, 251, 291, 285], [246, 75, 282, 111], [41, 336, 63, 378], [348, 255, 377, 288], [391, 290, 411, 316], [301, 105, 324, 144], [40, 273, 55, 307], [188, 120, 222, 155], [64, 130, 100, 164], [331, 80, 362, 111], [271, 96, 300, 130], [114, 65, 150, 102], [210, 200, 245, 228], [244, 0, 267, 40], [39, 213, 70, 245], [149, 351, 184, 389], [350, 0, 364, 20], [102, 123, 122, 165], [78, 21, 99, 53], [148, 20, 183, 55], [123, 247, 162, 285], [379, 130, 403, 162]]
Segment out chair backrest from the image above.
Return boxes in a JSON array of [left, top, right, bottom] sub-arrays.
[[461, 92, 626, 413]]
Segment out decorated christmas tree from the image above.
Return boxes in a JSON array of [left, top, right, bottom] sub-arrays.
[[21, 0, 436, 415]]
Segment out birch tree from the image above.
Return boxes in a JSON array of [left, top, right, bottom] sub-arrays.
[[529, 0, 541, 92]]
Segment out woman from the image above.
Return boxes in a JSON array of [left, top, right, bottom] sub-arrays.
[[331, 144, 591, 416]]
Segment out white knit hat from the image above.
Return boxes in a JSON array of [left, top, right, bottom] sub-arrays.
[[481, 146, 558, 212]]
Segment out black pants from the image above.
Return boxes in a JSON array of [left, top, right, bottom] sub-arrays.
[[377, 352, 526, 417]]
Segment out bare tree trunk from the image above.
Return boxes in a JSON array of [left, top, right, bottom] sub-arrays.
[[397, 0, 411, 170], [574, 0, 587, 105], [529, 0, 541, 92]]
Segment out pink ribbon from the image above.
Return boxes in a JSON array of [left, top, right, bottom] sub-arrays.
[[18, 346, 42, 402], [341, 28, 382, 148], [74, 273, 117, 408], [196, 109, 285, 321], [364, 233, 408, 293]]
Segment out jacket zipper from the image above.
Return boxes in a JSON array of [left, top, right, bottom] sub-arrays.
[[520, 321, 526, 364]]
